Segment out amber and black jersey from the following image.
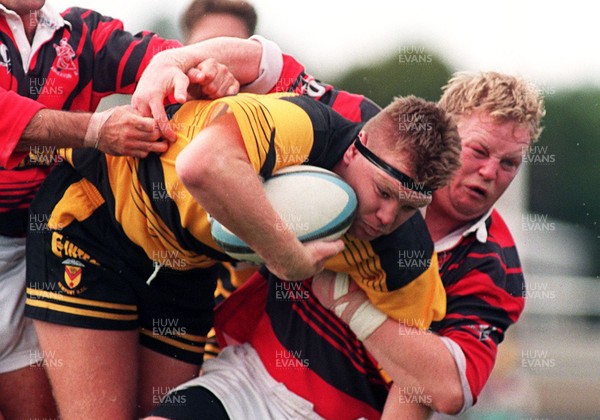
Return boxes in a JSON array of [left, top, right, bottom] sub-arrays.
[[41, 93, 444, 323]]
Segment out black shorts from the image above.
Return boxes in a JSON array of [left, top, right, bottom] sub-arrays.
[[25, 165, 219, 365]]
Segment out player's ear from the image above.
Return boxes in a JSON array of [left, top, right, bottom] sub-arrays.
[[343, 131, 365, 164]]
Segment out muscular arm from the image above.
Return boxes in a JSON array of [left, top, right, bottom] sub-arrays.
[[132, 38, 263, 136], [382, 383, 432, 420], [15, 106, 167, 158], [175, 112, 343, 280], [365, 319, 464, 415], [16, 109, 89, 152], [312, 272, 464, 415]]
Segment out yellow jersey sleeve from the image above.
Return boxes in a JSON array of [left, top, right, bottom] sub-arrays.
[[171, 93, 315, 176]]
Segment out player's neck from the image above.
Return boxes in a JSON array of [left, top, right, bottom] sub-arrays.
[[424, 200, 467, 243], [24, 16, 38, 43]]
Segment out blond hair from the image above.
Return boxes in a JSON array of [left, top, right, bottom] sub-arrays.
[[439, 71, 545, 142], [364, 95, 462, 191]]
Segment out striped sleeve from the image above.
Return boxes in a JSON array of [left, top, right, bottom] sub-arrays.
[[273, 54, 380, 123], [169, 94, 316, 179], [324, 213, 446, 327], [431, 210, 526, 403], [64, 8, 181, 95]]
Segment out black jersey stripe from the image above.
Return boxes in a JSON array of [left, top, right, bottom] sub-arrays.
[[267, 279, 388, 409], [234, 96, 277, 178], [135, 153, 232, 262]]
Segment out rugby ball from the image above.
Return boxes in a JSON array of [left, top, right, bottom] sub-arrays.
[[210, 165, 357, 263]]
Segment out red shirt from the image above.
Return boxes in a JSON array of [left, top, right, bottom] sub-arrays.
[[0, 5, 180, 236]]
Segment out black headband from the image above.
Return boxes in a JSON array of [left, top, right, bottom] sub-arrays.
[[353, 137, 433, 195]]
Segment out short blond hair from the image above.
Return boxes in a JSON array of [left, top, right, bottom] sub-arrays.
[[364, 95, 462, 191], [439, 71, 545, 142]]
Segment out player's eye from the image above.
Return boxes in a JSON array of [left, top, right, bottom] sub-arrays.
[[377, 186, 391, 199]]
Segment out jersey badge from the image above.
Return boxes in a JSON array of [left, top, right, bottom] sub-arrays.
[[0, 43, 12, 72], [52, 38, 78, 77], [59, 258, 87, 295]]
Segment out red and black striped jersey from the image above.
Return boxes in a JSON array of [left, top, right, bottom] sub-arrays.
[[215, 268, 389, 420], [430, 209, 525, 404], [253, 45, 526, 410], [268, 53, 381, 123], [0, 4, 180, 236]]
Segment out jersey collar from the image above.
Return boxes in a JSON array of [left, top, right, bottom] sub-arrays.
[[426, 207, 494, 253], [0, 3, 70, 72]]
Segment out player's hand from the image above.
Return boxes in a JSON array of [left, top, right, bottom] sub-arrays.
[[265, 239, 345, 281], [95, 105, 168, 158], [132, 51, 240, 142], [187, 58, 240, 100], [131, 50, 190, 142]]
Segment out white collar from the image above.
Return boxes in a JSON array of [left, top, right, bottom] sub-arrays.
[[0, 3, 68, 29], [1, 3, 70, 71], [423, 207, 494, 253]]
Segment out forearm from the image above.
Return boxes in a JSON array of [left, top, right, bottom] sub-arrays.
[[382, 383, 432, 420], [187, 152, 305, 269], [365, 320, 464, 414], [155, 37, 262, 86], [15, 109, 91, 152]]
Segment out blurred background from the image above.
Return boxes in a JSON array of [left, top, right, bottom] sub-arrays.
[[50, 0, 600, 417]]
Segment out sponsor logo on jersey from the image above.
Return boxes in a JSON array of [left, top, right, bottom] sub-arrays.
[[51, 232, 99, 265]]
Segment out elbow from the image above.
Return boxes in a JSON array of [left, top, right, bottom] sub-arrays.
[[430, 382, 465, 415], [175, 145, 222, 192]]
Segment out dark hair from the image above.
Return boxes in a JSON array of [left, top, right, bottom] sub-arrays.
[[181, 0, 258, 40]]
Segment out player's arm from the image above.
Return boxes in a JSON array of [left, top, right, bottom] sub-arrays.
[[312, 271, 464, 415], [175, 111, 343, 281], [132, 37, 266, 136], [0, 90, 166, 168], [382, 383, 432, 419]]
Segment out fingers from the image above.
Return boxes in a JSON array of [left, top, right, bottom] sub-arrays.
[[306, 239, 345, 267], [172, 72, 191, 104], [193, 59, 240, 99], [96, 106, 169, 157], [148, 99, 176, 142]]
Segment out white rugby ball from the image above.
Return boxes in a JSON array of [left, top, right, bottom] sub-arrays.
[[210, 165, 357, 263]]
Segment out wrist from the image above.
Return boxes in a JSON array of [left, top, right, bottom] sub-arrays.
[[324, 272, 388, 341], [84, 109, 116, 149]]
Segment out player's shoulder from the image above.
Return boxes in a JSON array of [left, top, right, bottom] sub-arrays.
[[375, 211, 432, 251], [60, 7, 126, 35], [277, 93, 356, 131], [486, 209, 518, 247]]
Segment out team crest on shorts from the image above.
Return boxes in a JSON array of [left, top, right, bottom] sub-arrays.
[[59, 258, 87, 295]]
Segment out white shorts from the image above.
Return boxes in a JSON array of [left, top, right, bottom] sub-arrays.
[[0, 235, 42, 374], [175, 343, 324, 420]]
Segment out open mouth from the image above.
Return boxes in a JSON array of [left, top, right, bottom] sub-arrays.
[[468, 185, 487, 197]]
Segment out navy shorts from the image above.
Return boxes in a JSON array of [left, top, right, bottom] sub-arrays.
[[25, 165, 219, 365]]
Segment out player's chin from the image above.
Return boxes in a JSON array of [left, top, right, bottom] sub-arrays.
[[348, 224, 377, 242]]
